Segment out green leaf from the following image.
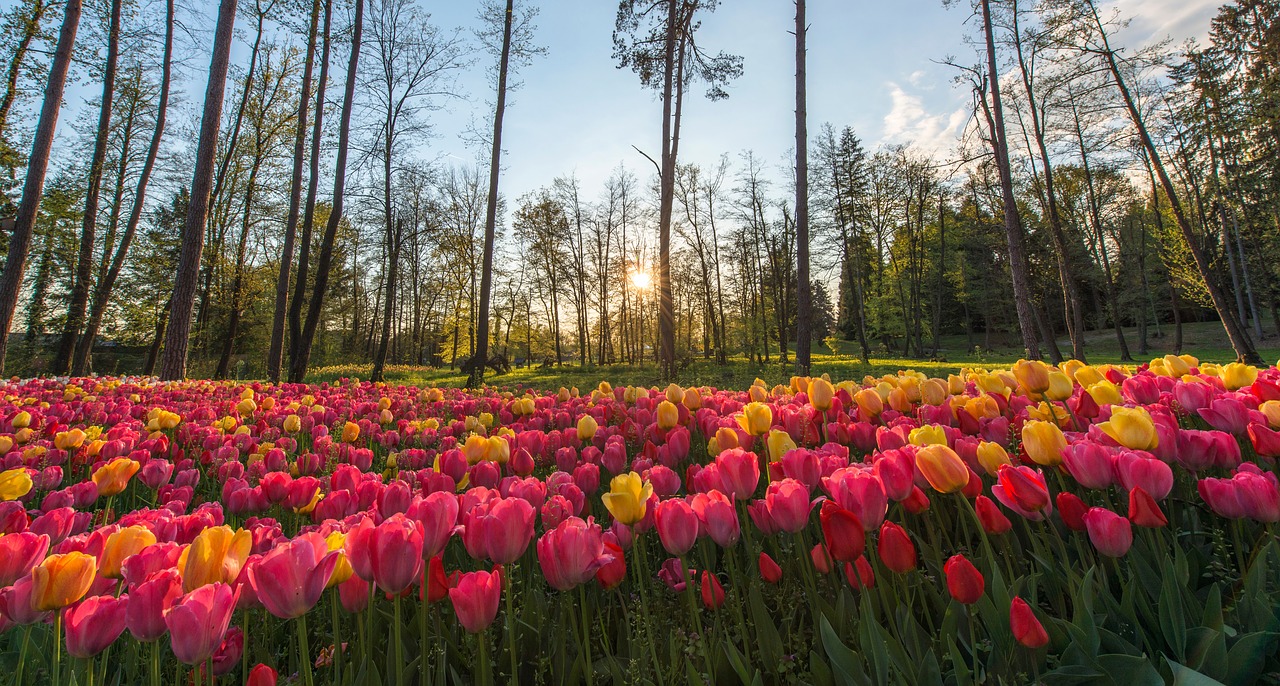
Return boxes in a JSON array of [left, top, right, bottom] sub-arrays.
[[723, 638, 757, 686], [1095, 654, 1163, 686], [820, 613, 869, 686], [1186, 626, 1228, 680], [810, 649, 837, 686], [684, 661, 706, 686], [1039, 664, 1107, 686], [1160, 565, 1188, 661], [914, 650, 944, 686], [749, 586, 784, 668], [1225, 631, 1279, 686], [1201, 584, 1223, 632], [856, 596, 891, 686], [1165, 658, 1227, 686]]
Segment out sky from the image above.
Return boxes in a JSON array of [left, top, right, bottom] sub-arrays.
[[9, 0, 1224, 208]]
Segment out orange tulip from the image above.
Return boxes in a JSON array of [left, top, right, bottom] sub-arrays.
[[100, 525, 157, 578], [915, 444, 969, 494], [91, 458, 140, 497], [182, 526, 252, 592], [1021, 420, 1067, 467], [341, 421, 361, 443], [31, 552, 96, 611]]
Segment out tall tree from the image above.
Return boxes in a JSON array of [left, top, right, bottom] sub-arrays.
[[72, 0, 175, 375], [289, 0, 363, 383], [52, 0, 123, 374], [0, 0, 81, 373], [793, 0, 811, 374], [158, 0, 239, 380]]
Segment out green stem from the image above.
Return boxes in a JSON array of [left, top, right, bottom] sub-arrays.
[[505, 574, 518, 682], [579, 585, 594, 686], [331, 593, 343, 685], [634, 536, 666, 686], [393, 594, 404, 686], [86, 657, 94, 686], [298, 612, 315, 686], [151, 641, 161, 686], [477, 631, 491, 686], [14, 623, 31, 685], [53, 612, 62, 686]]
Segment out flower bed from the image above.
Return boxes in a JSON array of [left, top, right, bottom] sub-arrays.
[[0, 356, 1278, 685]]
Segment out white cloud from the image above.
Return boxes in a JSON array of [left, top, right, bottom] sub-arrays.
[[1109, 0, 1220, 45], [880, 82, 970, 155]]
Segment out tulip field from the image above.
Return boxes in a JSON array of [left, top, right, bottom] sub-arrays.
[[0, 358, 1279, 685]]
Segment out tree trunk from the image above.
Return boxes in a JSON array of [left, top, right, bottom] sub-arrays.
[[143, 295, 171, 376], [51, 0, 121, 375], [656, 0, 678, 379], [158, 0, 238, 380], [289, 0, 362, 383], [72, 0, 174, 376], [980, 0, 1039, 359], [0, 0, 53, 134], [267, 0, 321, 382], [0, 0, 81, 374], [1084, 0, 1258, 362], [793, 0, 811, 374]]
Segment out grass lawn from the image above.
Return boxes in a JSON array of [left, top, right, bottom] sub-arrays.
[[305, 320, 1280, 390]]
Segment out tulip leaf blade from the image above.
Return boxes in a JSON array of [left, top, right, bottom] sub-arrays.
[[748, 589, 783, 668], [819, 613, 869, 686], [1224, 631, 1279, 685], [1165, 658, 1228, 686]]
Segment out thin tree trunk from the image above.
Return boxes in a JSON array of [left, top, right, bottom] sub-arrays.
[[980, 0, 1039, 359], [158, 0, 238, 380], [0, 0, 53, 134], [289, 0, 362, 383], [793, 0, 811, 374], [143, 295, 171, 376], [0, 0, 81, 374], [52, 0, 121, 375], [267, 0, 321, 382], [656, 0, 677, 379], [72, 0, 174, 375]]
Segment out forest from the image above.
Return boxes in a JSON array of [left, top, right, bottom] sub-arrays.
[[0, 0, 1276, 384]]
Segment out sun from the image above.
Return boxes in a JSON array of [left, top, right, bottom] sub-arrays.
[[628, 269, 652, 291]]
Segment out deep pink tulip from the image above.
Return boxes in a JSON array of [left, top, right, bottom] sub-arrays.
[[247, 532, 339, 619], [126, 568, 183, 641], [1113, 451, 1173, 500], [343, 517, 376, 582], [1061, 442, 1114, 490], [689, 490, 740, 547], [368, 513, 425, 594], [0, 574, 47, 625], [823, 468, 887, 531], [0, 531, 48, 587], [872, 450, 914, 502], [1199, 398, 1250, 435], [994, 465, 1051, 514], [654, 498, 699, 556], [65, 594, 129, 658], [449, 567, 502, 633], [1082, 507, 1133, 557], [462, 497, 535, 564], [764, 479, 811, 534], [1235, 471, 1280, 523], [714, 449, 760, 500], [536, 516, 613, 591], [407, 491, 460, 559], [781, 449, 821, 491], [164, 582, 238, 665]]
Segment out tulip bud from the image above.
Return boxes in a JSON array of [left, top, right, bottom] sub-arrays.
[[943, 554, 984, 604], [1010, 597, 1050, 648]]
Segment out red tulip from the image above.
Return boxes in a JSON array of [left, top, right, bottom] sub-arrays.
[[975, 495, 1012, 534], [819, 500, 865, 561], [943, 554, 984, 605], [247, 532, 339, 619], [247, 664, 278, 686], [126, 568, 182, 642], [810, 543, 833, 574], [212, 625, 244, 675], [595, 542, 626, 590], [338, 575, 370, 614], [1113, 451, 1173, 500], [842, 556, 874, 590], [1127, 486, 1167, 528], [758, 552, 782, 584], [1055, 492, 1088, 531], [368, 513, 425, 594], [65, 594, 129, 658], [700, 571, 725, 610], [993, 465, 1051, 520], [1010, 597, 1049, 648], [1082, 507, 1133, 557], [654, 498, 698, 556], [764, 479, 811, 534], [164, 583, 238, 665], [876, 521, 916, 573], [537, 516, 613, 591], [343, 517, 376, 582], [902, 486, 931, 514], [449, 567, 502, 633]]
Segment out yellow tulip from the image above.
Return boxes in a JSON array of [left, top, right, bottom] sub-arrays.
[[30, 552, 96, 611], [182, 526, 252, 592], [908, 425, 947, 446], [656, 400, 679, 430], [486, 436, 510, 464], [1222, 363, 1258, 391], [664, 383, 683, 404], [709, 427, 739, 457], [12, 411, 30, 429], [976, 441, 1011, 476], [283, 414, 302, 433], [1163, 354, 1190, 377], [91, 458, 140, 497], [1021, 420, 1067, 467], [887, 387, 913, 413], [915, 445, 970, 494], [766, 429, 797, 462], [0, 467, 32, 501], [963, 395, 1000, 421], [854, 389, 883, 418], [947, 374, 966, 395], [1261, 401, 1280, 429], [1044, 372, 1073, 401], [1060, 359, 1085, 381], [1073, 365, 1105, 387], [100, 525, 157, 579], [326, 532, 353, 588], [1086, 381, 1122, 407], [1099, 406, 1159, 451], [0, 436, 11, 455], [236, 398, 257, 416], [921, 378, 948, 406], [976, 373, 1008, 396], [54, 428, 86, 451], [577, 415, 598, 441], [809, 378, 835, 411], [736, 402, 772, 436], [341, 421, 361, 443], [463, 434, 490, 465], [602, 472, 653, 525], [682, 387, 702, 410], [1012, 359, 1051, 394], [748, 385, 768, 403]]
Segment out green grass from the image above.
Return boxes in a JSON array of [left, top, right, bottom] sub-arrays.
[[304, 321, 1280, 390]]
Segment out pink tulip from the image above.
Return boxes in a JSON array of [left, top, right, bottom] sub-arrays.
[[0, 531, 48, 587], [536, 516, 614, 591], [823, 468, 887, 531], [689, 490, 740, 547], [407, 491, 460, 559], [1113, 451, 1173, 500], [164, 582, 238, 665], [367, 513, 425, 594], [1234, 471, 1280, 523], [462, 497, 535, 565], [1199, 398, 1250, 435], [1061, 442, 1114, 490], [0, 574, 47, 625], [1082, 507, 1133, 558], [764, 479, 811, 534], [714, 449, 760, 500], [65, 594, 129, 658], [248, 533, 339, 619], [126, 568, 183, 641], [449, 568, 502, 633], [654, 498, 699, 556]]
